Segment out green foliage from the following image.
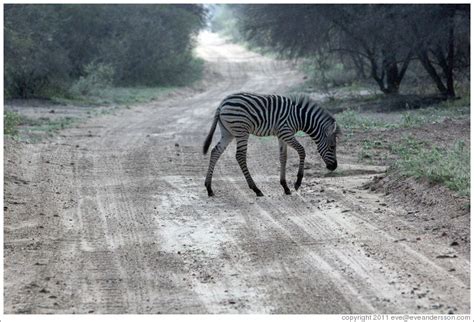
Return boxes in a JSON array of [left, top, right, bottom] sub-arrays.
[[4, 4, 206, 98], [4, 5, 71, 98], [4, 111, 21, 135], [390, 138, 470, 196], [302, 60, 359, 90], [69, 63, 115, 96], [229, 4, 469, 96]]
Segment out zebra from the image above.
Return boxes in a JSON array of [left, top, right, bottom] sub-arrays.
[[203, 92, 341, 197]]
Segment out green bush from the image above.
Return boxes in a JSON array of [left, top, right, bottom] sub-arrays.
[[69, 63, 115, 96], [5, 4, 207, 98]]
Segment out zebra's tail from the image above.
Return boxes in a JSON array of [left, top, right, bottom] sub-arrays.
[[203, 109, 220, 155]]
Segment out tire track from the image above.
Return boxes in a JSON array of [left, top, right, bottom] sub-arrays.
[[4, 31, 469, 314]]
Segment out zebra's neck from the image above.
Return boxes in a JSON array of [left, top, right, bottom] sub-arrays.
[[288, 95, 329, 142]]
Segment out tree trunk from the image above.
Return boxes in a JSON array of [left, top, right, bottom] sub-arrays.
[[416, 7, 456, 99], [446, 15, 455, 98], [383, 53, 400, 94], [418, 48, 448, 96]]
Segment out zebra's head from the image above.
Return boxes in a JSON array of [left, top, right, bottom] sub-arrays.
[[317, 120, 341, 171]]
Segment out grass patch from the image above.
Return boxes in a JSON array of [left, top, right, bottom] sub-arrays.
[[358, 139, 386, 163], [20, 116, 78, 133], [400, 103, 470, 128], [336, 102, 470, 132], [52, 86, 174, 106], [4, 111, 21, 136], [4, 112, 79, 142], [336, 109, 395, 130], [389, 138, 470, 196]]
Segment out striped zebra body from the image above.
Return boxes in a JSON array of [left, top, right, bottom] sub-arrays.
[[203, 92, 341, 197]]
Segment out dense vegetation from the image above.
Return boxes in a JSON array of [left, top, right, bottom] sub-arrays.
[[4, 4, 207, 99], [211, 4, 469, 98]]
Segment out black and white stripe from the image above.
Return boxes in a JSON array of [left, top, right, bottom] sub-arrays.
[[203, 92, 341, 197]]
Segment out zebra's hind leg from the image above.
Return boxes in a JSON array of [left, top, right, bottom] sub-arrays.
[[279, 139, 291, 195], [204, 129, 233, 197], [235, 135, 263, 197]]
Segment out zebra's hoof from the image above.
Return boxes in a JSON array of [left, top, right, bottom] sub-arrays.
[[255, 190, 264, 197], [284, 188, 291, 195], [294, 182, 301, 191], [207, 190, 214, 197]]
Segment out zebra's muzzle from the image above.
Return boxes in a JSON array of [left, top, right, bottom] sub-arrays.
[[326, 162, 337, 171]]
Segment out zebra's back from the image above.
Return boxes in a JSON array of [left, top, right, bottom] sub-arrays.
[[218, 92, 293, 137]]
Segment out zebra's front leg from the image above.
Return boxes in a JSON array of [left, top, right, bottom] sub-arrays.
[[235, 136, 264, 197], [284, 137, 306, 191], [279, 139, 291, 195]]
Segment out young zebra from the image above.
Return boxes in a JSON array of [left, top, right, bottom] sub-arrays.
[[203, 92, 341, 197]]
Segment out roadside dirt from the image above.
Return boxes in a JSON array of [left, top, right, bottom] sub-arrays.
[[4, 32, 470, 314]]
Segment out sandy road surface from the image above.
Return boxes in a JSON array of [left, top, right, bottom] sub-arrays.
[[4, 32, 470, 314]]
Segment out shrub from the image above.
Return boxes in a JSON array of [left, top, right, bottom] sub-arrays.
[[69, 63, 115, 96]]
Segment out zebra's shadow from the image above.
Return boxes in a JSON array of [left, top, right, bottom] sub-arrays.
[[305, 167, 386, 178]]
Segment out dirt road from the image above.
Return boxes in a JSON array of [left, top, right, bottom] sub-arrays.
[[4, 32, 470, 314]]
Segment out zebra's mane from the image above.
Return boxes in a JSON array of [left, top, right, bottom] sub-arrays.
[[288, 93, 342, 137]]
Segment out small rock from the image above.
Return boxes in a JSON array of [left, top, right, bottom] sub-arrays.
[[436, 254, 457, 259], [39, 288, 50, 294], [229, 300, 236, 305], [450, 241, 459, 246], [175, 143, 180, 147], [394, 238, 407, 243]]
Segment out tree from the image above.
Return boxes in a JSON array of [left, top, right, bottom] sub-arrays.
[[226, 4, 469, 97], [4, 4, 207, 98], [409, 4, 470, 98]]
